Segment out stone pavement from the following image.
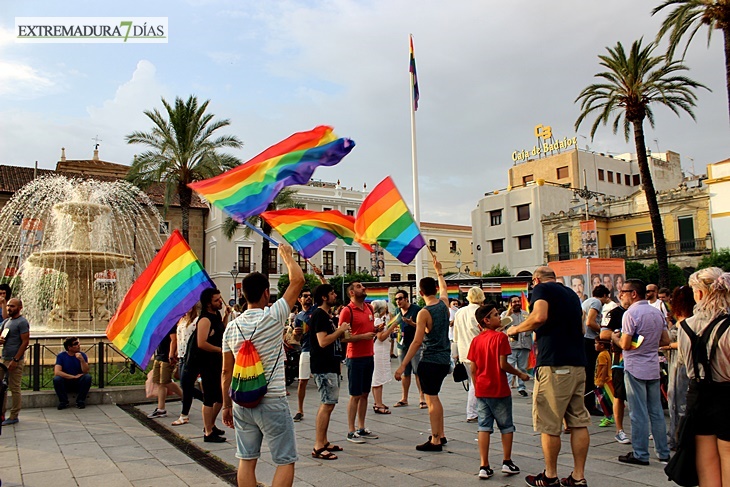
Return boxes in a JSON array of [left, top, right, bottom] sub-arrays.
[[1, 359, 673, 486]]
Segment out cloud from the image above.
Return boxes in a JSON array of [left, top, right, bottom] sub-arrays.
[[0, 60, 56, 98], [206, 51, 241, 65]]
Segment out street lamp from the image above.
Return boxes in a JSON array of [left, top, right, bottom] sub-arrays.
[[571, 169, 603, 220], [230, 262, 240, 305]]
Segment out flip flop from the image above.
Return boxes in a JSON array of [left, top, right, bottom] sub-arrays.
[[324, 442, 343, 452], [373, 405, 391, 414], [419, 402, 428, 409], [393, 401, 408, 407], [312, 447, 338, 460]]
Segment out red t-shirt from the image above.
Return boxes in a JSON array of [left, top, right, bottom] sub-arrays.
[[340, 302, 375, 359], [467, 329, 512, 398]]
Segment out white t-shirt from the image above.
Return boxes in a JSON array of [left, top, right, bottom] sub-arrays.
[[601, 301, 619, 329], [650, 299, 668, 317], [223, 298, 290, 398]]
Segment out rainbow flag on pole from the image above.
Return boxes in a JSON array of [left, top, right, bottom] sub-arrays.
[[189, 126, 355, 222], [355, 176, 426, 264], [409, 34, 419, 111], [501, 282, 528, 299], [260, 209, 361, 259], [106, 230, 214, 368]]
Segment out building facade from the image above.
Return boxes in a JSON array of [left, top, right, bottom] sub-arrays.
[[706, 158, 730, 250]]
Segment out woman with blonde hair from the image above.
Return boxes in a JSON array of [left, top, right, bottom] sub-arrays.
[[677, 267, 730, 486], [371, 299, 398, 414]]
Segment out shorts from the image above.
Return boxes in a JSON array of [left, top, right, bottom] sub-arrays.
[[298, 351, 311, 380], [398, 346, 422, 377], [152, 360, 173, 384], [477, 396, 516, 434], [687, 382, 730, 441], [533, 365, 591, 436], [346, 356, 374, 396], [612, 368, 627, 401], [233, 396, 298, 465], [313, 373, 340, 405], [199, 354, 223, 407], [417, 362, 450, 396]]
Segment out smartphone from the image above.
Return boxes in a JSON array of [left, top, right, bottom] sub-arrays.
[[1, 328, 9, 339]]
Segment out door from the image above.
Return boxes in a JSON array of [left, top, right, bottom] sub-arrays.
[[678, 216, 695, 251]]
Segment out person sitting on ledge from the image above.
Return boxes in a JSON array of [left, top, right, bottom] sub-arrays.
[[53, 336, 92, 409]]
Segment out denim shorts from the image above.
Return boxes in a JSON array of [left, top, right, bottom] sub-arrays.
[[233, 396, 298, 465], [313, 372, 340, 405], [346, 356, 374, 396], [398, 346, 422, 377], [477, 396, 516, 434]]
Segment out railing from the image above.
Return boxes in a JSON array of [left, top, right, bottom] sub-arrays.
[[20, 334, 149, 391], [546, 238, 710, 262]]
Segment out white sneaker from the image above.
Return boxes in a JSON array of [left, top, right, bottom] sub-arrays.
[[615, 430, 631, 444], [478, 466, 493, 479], [347, 432, 366, 444], [502, 460, 520, 475], [147, 408, 167, 419]]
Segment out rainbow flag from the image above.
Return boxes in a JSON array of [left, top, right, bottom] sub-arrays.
[[106, 230, 214, 368], [409, 34, 419, 111], [365, 286, 389, 303], [630, 334, 644, 350], [189, 126, 355, 222], [501, 282, 528, 299], [437, 284, 460, 300], [520, 292, 530, 312], [594, 382, 615, 417], [260, 209, 360, 259], [355, 176, 426, 264]]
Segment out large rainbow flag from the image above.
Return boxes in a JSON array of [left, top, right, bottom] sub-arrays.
[[355, 176, 425, 264], [260, 209, 361, 259], [189, 126, 355, 222], [364, 286, 390, 303], [501, 282, 529, 299], [106, 230, 214, 368]]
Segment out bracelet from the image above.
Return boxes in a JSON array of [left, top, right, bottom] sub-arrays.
[[222, 406, 232, 410]]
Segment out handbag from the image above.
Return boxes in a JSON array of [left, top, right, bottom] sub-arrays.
[[452, 360, 470, 391]]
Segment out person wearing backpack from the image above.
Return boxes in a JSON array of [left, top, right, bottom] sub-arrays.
[[221, 243, 304, 487]]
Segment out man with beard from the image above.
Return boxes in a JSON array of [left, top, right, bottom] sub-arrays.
[[502, 295, 532, 397]]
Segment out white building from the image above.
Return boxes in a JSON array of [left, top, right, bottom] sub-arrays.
[[706, 158, 730, 249]]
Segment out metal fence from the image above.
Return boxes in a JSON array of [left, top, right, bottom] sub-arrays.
[[546, 238, 710, 262]]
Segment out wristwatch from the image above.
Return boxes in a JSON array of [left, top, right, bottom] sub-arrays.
[[12, 357, 19, 362]]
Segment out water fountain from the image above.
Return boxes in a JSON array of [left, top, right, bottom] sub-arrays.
[[0, 175, 166, 333]]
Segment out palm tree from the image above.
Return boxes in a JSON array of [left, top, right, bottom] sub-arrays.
[[652, 0, 730, 124], [223, 188, 299, 276], [126, 95, 242, 242], [575, 39, 708, 288]]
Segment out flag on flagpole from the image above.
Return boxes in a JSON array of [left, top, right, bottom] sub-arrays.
[[409, 34, 419, 111]]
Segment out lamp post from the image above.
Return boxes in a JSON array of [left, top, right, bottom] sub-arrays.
[[571, 169, 603, 220], [230, 262, 240, 305]]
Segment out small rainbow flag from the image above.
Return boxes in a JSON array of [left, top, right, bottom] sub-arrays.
[[437, 284, 460, 300], [365, 286, 389, 303], [409, 34, 419, 111], [355, 176, 426, 264], [501, 282, 528, 299], [260, 209, 360, 259], [594, 382, 615, 417], [106, 230, 214, 368], [520, 291, 530, 312], [630, 334, 644, 350], [189, 126, 355, 222]]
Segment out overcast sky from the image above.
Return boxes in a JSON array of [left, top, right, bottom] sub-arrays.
[[1, 0, 728, 225]]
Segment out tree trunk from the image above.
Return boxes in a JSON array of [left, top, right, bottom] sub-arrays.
[[632, 120, 670, 288], [179, 184, 192, 243], [724, 25, 730, 127]]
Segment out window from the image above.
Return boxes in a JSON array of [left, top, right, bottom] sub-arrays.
[[616, 172, 622, 184], [516, 204, 530, 221], [491, 239, 504, 253], [633, 174, 640, 186], [518, 235, 532, 250], [159, 221, 170, 234], [322, 250, 334, 275], [345, 251, 357, 274], [407, 273, 416, 281], [556, 166, 569, 179], [607, 171, 614, 183], [557, 232, 570, 260], [522, 174, 534, 184], [449, 240, 457, 252], [429, 239, 437, 251], [268, 248, 278, 273], [346, 209, 355, 217], [295, 252, 307, 273], [625, 174, 631, 185], [294, 202, 306, 210], [12, 213, 22, 225], [390, 273, 401, 282], [636, 231, 654, 250], [490, 210, 502, 226], [598, 169, 605, 181], [238, 247, 251, 273]]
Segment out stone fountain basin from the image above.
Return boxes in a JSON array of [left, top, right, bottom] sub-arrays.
[[26, 251, 135, 273]]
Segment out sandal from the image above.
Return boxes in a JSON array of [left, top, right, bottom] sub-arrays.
[[373, 405, 391, 414], [312, 447, 338, 460], [171, 416, 189, 426], [393, 400, 408, 407], [419, 402, 428, 409], [324, 442, 343, 452]]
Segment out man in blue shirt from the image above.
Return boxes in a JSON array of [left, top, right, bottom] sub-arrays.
[[53, 336, 92, 409]]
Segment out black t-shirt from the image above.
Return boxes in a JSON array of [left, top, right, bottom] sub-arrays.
[[309, 307, 342, 374], [398, 304, 421, 350], [154, 324, 178, 362], [531, 281, 586, 367]]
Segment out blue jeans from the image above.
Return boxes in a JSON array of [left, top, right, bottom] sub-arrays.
[[477, 396, 515, 434], [624, 371, 670, 461], [53, 374, 92, 405], [507, 348, 529, 391]]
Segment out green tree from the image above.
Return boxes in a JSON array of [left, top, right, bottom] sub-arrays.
[[652, 0, 730, 124], [625, 260, 686, 288], [483, 264, 511, 277], [277, 272, 323, 299], [126, 95, 242, 242], [697, 248, 730, 271], [575, 39, 708, 288], [329, 271, 378, 305], [223, 188, 298, 276]]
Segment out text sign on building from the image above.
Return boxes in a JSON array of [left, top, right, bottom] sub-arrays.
[[512, 124, 578, 162]]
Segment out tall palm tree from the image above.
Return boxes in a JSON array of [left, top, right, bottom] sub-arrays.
[[652, 0, 730, 124], [575, 39, 708, 288], [223, 188, 299, 276], [126, 95, 242, 242]]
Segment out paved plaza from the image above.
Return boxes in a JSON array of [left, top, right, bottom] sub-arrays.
[[1, 359, 673, 486]]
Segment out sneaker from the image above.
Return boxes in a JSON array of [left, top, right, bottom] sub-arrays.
[[466, 417, 478, 423], [203, 433, 226, 443], [615, 430, 631, 444], [415, 439, 442, 451], [478, 466, 493, 479], [293, 412, 304, 422], [598, 417, 614, 427], [518, 390, 529, 397], [502, 459, 520, 475], [76, 402, 86, 409], [57, 402, 69, 410], [346, 432, 366, 444], [356, 428, 378, 439], [618, 452, 649, 466], [658, 457, 670, 465], [147, 408, 167, 419], [1, 418, 19, 426], [525, 471, 560, 487], [560, 473, 588, 486]]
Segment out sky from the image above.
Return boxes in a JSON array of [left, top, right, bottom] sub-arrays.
[[1, 1, 728, 226]]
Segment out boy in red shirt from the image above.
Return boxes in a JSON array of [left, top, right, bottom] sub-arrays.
[[467, 304, 531, 479]]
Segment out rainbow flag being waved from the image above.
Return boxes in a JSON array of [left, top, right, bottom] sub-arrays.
[[260, 209, 361, 259], [355, 176, 426, 264], [106, 230, 214, 368], [188, 126, 355, 222]]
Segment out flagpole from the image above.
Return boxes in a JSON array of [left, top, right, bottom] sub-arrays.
[[409, 33, 424, 287]]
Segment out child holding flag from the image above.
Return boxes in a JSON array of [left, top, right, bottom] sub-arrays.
[[594, 330, 614, 427]]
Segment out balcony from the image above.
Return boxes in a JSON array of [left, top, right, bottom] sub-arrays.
[[546, 238, 711, 262]]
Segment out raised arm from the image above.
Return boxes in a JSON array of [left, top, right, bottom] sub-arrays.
[[432, 254, 448, 306], [280, 243, 305, 310]]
